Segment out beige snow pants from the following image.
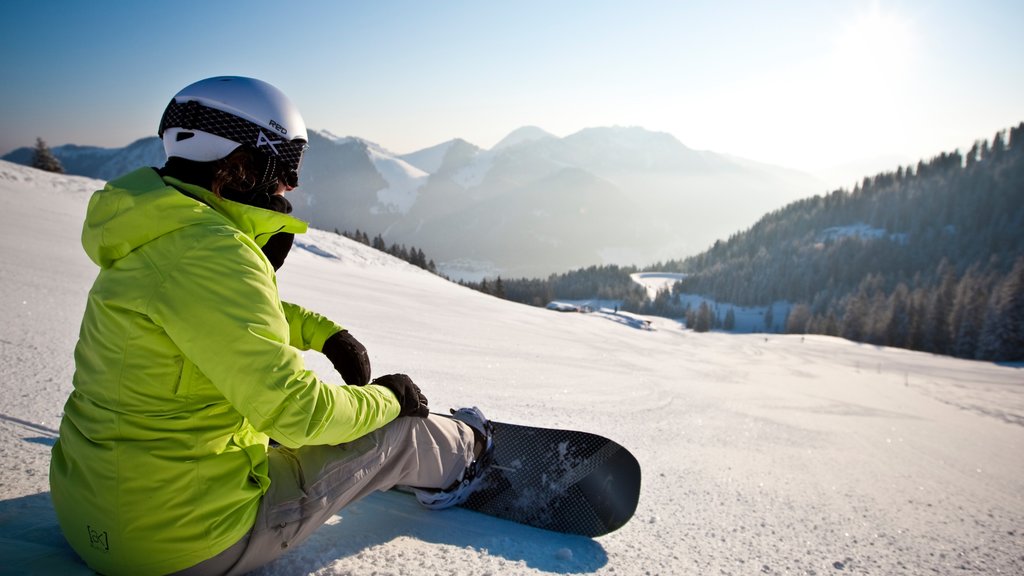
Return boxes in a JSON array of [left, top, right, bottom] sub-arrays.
[[170, 414, 475, 576]]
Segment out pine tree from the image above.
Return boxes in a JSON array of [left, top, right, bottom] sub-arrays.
[[885, 284, 911, 349], [723, 308, 736, 331], [823, 312, 839, 336], [31, 137, 64, 173], [694, 302, 712, 333], [924, 261, 958, 354], [950, 269, 988, 358], [841, 291, 867, 341], [785, 304, 812, 334], [977, 257, 1024, 361]]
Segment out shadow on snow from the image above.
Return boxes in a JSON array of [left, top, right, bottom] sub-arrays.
[[0, 490, 609, 575]]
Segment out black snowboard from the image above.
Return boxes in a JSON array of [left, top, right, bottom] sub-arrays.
[[442, 420, 641, 537]]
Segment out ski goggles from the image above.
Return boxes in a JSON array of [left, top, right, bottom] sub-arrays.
[[158, 99, 308, 176]]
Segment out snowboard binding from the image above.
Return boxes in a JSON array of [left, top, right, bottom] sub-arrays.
[[414, 407, 494, 510]]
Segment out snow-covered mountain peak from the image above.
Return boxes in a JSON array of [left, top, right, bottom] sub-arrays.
[[399, 138, 479, 175], [315, 130, 398, 157], [317, 129, 348, 143], [491, 126, 556, 152]]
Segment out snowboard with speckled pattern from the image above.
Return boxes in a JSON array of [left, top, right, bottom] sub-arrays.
[[451, 420, 641, 537]]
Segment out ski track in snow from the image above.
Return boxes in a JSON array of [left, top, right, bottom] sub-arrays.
[[1, 160, 1023, 575]]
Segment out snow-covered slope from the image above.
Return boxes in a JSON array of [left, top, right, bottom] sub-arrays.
[[1, 161, 1022, 575]]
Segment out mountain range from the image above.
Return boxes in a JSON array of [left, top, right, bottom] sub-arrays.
[[4, 126, 825, 278]]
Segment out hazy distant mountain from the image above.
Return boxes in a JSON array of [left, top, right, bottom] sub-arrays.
[[3, 125, 826, 278], [399, 138, 479, 174], [491, 125, 556, 151], [3, 137, 165, 181], [379, 126, 826, 277]]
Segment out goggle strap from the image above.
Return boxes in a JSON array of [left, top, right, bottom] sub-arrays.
[[159, 99, 306, 172]]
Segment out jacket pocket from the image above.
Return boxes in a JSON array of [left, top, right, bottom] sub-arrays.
[[172, 358, 195, 397]]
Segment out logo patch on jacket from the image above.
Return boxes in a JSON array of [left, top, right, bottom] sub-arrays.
[[88, 525, 110, 552]]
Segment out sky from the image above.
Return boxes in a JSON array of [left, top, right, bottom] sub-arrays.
[[1, 0, 1022, 188]]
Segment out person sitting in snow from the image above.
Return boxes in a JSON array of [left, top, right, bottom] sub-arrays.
[[49, 76, 493, 576]]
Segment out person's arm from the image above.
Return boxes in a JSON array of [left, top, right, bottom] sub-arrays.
[[148, 229, 399, 447], [282, 301, 372, 386], [281, 301, 343, 352]]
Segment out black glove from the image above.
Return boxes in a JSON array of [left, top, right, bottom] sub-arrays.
[[261, 232, 294, 271], [321, 330, 371, 386], [371, 374, 429, 418]]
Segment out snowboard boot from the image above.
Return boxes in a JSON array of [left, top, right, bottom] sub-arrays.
[[414, 407, 494, 510]]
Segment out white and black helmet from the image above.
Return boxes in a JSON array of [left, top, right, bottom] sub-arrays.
[[158, 76, 308, 186]]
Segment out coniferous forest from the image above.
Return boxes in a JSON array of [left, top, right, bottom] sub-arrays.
[[464, 123, 1024, 362], [666, 123, 1024, 361]]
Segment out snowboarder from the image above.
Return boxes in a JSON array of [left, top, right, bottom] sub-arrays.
[[49, 76, 493, 576]]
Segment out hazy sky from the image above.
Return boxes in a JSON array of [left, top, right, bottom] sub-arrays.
[[2, 0, 1021, 187]]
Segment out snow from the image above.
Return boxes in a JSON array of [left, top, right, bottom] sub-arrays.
[[2, 160, 1023, 575], [399, 140, 459, 174], [631, 272, 687, 300], [317, 132, 429, 214], [818, 222, 912, 246], [819, 223, 887, 242], [452, 150, 494, 189], [631, 273, 800, 333], [364, 145, 429, 214]]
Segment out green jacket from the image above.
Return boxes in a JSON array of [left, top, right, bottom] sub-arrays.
[[50, 168, 401, 575]]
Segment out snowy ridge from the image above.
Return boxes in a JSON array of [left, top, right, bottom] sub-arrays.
[[316, 131, 430, 214], [0, 159, 104, 194], [364, 145, 428, 214], [398, 139, 460, 174], [1, 163, 1023, 575], [491, 125, 556, 151], [293, 228, 433, 271]]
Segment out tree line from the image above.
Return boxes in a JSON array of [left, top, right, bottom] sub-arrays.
[[665, 122, 1024, 361], [338, 229, 439, 274], [459, 265, 649, 311]]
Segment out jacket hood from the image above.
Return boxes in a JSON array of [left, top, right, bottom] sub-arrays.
[[82, 168, 308, 268]]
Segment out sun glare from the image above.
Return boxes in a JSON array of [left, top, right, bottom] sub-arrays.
[[833, 5, 915, 79]]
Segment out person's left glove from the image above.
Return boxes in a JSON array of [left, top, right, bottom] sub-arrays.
[[321, 330, 372, 386], [371, 374, 430, 418]]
